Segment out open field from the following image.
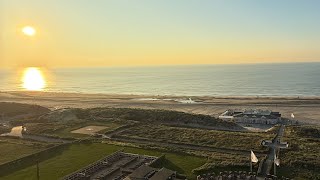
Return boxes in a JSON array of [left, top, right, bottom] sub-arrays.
[[3, 143, 207, 180], [0, 137, 49, 164]]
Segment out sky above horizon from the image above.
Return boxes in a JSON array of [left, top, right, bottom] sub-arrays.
[[1, 0, 320, 68]]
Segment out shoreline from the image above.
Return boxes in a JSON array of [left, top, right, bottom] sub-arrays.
[[2, 90, 320, 100], [1, 91, 320, 125]]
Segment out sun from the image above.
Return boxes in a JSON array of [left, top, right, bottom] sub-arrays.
[[22, 67, 46, 91], [22, 26, 36, 36]]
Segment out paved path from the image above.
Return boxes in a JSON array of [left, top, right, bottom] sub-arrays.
[[260, 124, 286, 176]]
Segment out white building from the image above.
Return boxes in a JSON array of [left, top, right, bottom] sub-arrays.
[[219, 109, 281, 125]]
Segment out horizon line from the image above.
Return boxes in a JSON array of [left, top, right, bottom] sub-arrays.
[[1, 60, 320, 69]]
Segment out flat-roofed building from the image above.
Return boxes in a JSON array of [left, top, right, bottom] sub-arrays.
[[63, 151, 185, 180], [219, 109, 281, 125], [124, 165, 183, 180], [63, 151, 159, 180]]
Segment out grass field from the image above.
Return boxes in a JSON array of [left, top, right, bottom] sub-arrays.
[[0, 137, 48, 164], [3, 143, 207, 180]]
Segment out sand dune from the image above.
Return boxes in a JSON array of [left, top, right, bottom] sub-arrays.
[[1, 91, 320, 125]]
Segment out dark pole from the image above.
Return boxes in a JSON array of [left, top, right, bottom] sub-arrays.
[[37, 160, 40, 180], [250, 151, 252, 172]]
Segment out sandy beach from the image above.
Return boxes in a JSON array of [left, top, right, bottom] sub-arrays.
[[1, 91, 320, 125]]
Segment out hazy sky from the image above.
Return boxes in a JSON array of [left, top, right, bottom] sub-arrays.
[[1, 0, 320, 68]]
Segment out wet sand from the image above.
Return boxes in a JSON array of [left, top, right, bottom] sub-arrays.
[[1, 91, 320, 125]]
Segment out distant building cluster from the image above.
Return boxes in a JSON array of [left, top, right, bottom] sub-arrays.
[[219, 109, 281, 125], [63, 151, 185, 180]]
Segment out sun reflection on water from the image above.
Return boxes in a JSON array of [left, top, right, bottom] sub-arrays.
[[22, 67, 46, 91]]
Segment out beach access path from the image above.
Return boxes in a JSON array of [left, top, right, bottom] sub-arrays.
[[260, 124, 286, 176]]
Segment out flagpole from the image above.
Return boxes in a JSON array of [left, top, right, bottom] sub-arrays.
[[37, 159, 40, 180], [274, 160, 276, 176], [274, 152, 276, 176], [250, 150, 252, 172], [250, 150, 259, 173]]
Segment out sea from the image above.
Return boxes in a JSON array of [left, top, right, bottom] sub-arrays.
[[1, 62, 320, 97]]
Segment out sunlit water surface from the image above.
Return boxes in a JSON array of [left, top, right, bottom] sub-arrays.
[[1, 63, 320, 97]]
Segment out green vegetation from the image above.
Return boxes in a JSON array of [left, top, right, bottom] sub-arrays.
[[117, 124, 272, 152], [3, 143, 207, 180], [53, 121, 121, 138], [289, 125, 320, 138], [279, 125, 320, 179], [121, 146, 206, 178], [77, 107, 243, 130], [25, 120, 124, 139], [0, 137, 49, 164], [0, 102, 49, 118], [0, 105, 281, 178], [0, 125, 10, 134], [190, 150, 256, 175], [5, 106, 245, 139], [20, 107, 246, 140]]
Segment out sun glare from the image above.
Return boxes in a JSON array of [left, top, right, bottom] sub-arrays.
[[22, 26, 36, 36], [22, 67, 46, 91]]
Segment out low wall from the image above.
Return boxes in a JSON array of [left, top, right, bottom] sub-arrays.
[[0, 142, 72, 177]]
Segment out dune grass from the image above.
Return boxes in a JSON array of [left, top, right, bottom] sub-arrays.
[[79, 107, 242, 130], [118, 124, 273, 152], [24, 120, 123, 139], [278, 125, 320, 179]]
